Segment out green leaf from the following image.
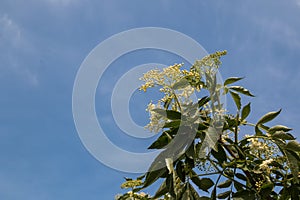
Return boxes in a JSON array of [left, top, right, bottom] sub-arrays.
[[176, 161, 185, 182], [224, 77, 244, 86], [256, 109, 281, 125], [255, 126, 263, 136], [285, 150, 299, 182], [199, 197, 210, 200], [152, 108, 182, 120], [217, 179, 232, 188], [148, 132, 171, 149], [232, 190, 255, 200], [241, 103, 251, 120], [286, 140, 300, 152], [191, 176, 214, 192], [163, 120, 181, 128], [268, 125, 292, 134], [211, 187, 216, 200], [198, 96, 210, 108], [211, 143, 227, 164], [143, 151, 168, 188], [152, 180, 168, 199], [143, 167, 167, 188], [234, 181, 244, 191], [172, 78, 190, 90], [186, 143, 196, 160], [217, 191, 231, 199], [235, 173, 247, 181], [260, 182, 274, 199], [229, 86, 255, 97], [166, 173, 176, 197], [199, 178, 214, 192], [272, 132, 295, 140], [202, 127, 220, 153], [189, 183, 202, 200], [230, 91, 241, 110]]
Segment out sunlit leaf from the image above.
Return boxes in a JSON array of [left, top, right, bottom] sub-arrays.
[[269, 125, 292, 134], [224, 77, 244, 86], [257, 109, 281, 125], [229, 86, 255, 97]]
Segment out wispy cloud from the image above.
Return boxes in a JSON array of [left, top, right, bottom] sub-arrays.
[[0, 14, 21, 47], [257, 17, 300, 49], [0, 14, 39, 86]]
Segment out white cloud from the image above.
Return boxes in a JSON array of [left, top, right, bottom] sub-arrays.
[[259, 18, 300, 49], [0, 14, 39, 86], [0, 14, 21, 48]]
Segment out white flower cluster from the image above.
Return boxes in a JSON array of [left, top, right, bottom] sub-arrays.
[[259, 158, 274, 174], [140, 64, 200, 133], [145, 102, 167, 133], [139, 64, 184, 92], [115, 191, 149, 200], [245, 135, 278, 159]]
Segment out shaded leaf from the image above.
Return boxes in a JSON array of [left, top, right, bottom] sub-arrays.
[[217, 191, 231, 199], [234, 181, 244, 191], [241, 103, 251, 120], [211, 143, 227, 164], [255, 126, 263, 136], [235, 173, 247, 181], [232, 190, 256, 200], [260, 182, 274, 199], [189, 183, 202, 200], [272, 132, 295, 140], [148, 133, 171, 149], [211, 187, 216, 200], [217, 179, 232, 188], [176, 161, 185, 182], [198, 96, 210, 108], [152, 180, 168, 199], [191, 175, 214, 192], [285, 150, 299, 182], [286, 140, 300, 152], [163, 120, 181, 128], [230, 91, 241, 110], [166, 173, 176, 197], [172, 78, 190, 90], [152, 108, 182, 120]]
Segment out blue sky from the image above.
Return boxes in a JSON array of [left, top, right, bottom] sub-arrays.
[[1, 0, 300, 199]]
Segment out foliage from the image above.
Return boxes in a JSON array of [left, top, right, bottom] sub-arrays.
[[115, 51, 300, 200]]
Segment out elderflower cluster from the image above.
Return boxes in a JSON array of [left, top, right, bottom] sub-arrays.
[[115, 191, 150, 200], [245, 135, 278, 159], [145, 102, 167, 133], [140, 64, 202, 133], [139, 64, 184, 92], [259, 158, 274, 174]]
